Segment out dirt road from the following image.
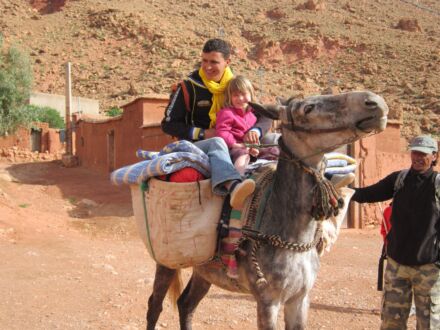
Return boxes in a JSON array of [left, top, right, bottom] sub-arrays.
[[0, 160, 415, 329]]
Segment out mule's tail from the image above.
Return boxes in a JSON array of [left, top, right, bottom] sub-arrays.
[[168, 269, 183, 309]]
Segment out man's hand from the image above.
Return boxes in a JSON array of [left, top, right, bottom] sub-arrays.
[[243, 130, 260, 145], [203, 128, 217, 139]]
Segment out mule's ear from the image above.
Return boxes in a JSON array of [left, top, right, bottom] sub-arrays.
[[249, 102, 284, 120], [276, 97, 289, 106]]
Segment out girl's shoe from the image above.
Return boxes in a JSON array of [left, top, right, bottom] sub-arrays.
[[230, 179, 255, 209]]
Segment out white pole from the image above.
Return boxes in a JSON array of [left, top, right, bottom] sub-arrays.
[[65, 62, 72, 155]]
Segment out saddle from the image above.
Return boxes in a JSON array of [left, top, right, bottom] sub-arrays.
[[215, 162, 277, 277], [242, 162, 277, 231]]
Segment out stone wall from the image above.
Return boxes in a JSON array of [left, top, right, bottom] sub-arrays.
[[0, 122, 64, 162], [0, 147, 63, 162]]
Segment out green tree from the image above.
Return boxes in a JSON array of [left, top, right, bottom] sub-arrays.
[[0, 35, 33, 136]]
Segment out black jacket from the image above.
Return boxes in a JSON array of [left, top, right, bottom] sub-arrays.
[[161, 70, 272, 141], [352, 167, 440, 266]]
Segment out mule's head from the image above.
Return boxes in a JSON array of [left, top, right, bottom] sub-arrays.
[[252, 91, 389, 166]]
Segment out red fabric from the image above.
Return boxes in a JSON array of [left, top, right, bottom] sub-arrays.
[[381, 205, 392, 243], [168, 167, 205, 182]]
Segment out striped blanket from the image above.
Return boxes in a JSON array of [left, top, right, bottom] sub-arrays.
[[110, 140, 211, 185]]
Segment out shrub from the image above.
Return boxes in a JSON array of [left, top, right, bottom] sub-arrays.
[[106, 106, 123, 117], [24, 104, 65, 129], [0, 35, 33, 136]]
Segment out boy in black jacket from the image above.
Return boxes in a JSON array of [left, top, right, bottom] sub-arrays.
[[162, 38, 272, 209]]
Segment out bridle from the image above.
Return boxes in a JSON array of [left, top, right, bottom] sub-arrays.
[[277, 103, 380, 161], [281, 98, 380, 134], [280, 104, 356, 134]]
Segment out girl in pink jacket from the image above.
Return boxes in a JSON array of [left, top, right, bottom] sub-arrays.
[[215, 76, 260, 175]]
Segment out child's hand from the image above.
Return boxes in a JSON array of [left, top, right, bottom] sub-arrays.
[[243, 130, 260, 145], [232, 143, 246, 149], [249, 147, 260, 157]]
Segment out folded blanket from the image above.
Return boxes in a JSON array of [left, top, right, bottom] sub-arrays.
[[111, 141, 211, 185], [324, 164, 357, 175], [324, 152, 357, 179], [136, 140, 208, 160], [136, 150, 159, 160], [326, 159, 348, 168], [324, 152, 356, 164]]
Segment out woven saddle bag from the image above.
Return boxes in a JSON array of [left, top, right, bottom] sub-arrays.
[[130, 178, 223, 269]]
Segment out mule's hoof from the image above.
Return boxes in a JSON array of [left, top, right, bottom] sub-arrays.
[[330, 173, 355, 189], [230, 179, 255, 209]]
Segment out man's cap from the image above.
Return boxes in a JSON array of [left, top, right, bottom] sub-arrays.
[[409, 135, 438, 154]]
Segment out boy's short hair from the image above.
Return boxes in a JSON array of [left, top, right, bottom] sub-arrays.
[[224, 75, 256, 108], [202, 39, 231, 60]]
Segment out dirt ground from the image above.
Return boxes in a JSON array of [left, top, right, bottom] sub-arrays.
[[0, 159, 417, 329]]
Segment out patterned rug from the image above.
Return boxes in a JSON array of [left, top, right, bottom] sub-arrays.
[[216, 162, 277, 278]]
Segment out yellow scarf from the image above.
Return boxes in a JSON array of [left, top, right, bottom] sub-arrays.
[[199, 66, 234, 128]]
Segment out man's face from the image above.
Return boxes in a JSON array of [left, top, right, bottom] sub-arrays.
[[410, 150, 437, 173], [201, 51, 230, 82]]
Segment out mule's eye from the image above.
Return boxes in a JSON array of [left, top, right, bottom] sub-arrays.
[[304, 104, 314, 114]]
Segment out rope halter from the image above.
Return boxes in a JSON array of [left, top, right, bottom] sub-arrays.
[[278, 137, 344, 220]]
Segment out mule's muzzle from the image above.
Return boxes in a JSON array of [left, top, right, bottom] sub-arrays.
[[356, 95, 389, 132], [356, 115, 387, 132]]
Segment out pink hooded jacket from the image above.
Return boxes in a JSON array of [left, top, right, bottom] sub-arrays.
[[215, 106, 257, 148]]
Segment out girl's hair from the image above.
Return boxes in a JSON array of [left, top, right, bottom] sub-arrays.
[[223, 75, 256, 108]]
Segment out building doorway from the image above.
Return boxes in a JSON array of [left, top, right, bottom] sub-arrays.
[[30, 128, 42, 152], [107, 130, 115, 172]]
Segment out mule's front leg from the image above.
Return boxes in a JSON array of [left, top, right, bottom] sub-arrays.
[[256, 301, 281, 330], [146, 264, 176, 330], [284, 294, 309, 330]]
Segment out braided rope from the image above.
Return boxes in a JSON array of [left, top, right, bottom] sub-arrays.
[[250, 240, 266, 286], [244, 226, 323, 287], [244, 143, 279, 149]]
